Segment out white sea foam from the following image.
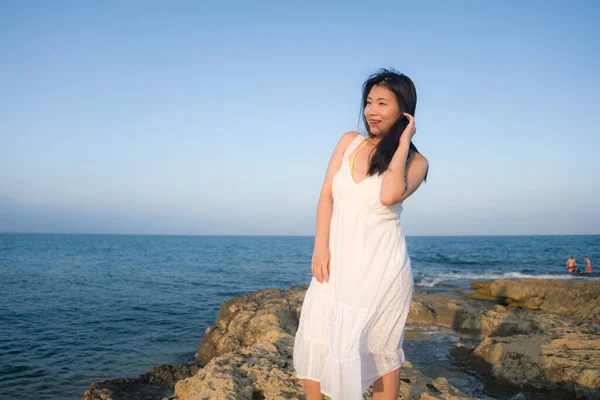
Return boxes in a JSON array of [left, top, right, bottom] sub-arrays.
[[416, 271, 599, 287]]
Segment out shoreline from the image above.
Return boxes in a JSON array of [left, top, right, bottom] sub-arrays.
[[82, 278, 600, 399]]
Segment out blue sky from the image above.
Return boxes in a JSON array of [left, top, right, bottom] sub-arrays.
[[1, 0, 598, 235]]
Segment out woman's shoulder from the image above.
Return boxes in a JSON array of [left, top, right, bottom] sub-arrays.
[[342, 130, 362, 140], [330, 131, 363, 158], [339, 131, 363, 147]]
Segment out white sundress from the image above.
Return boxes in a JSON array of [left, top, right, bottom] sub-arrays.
[[293, 133, 415, 399]]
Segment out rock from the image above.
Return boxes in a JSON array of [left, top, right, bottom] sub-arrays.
[[407, 281, 600, 399], [451, 296, 600, 399], [408, 291, 545, 338], [85, 284, 475, 400], [83, 278, 600, 400], [82, 363, 200, 400], [175, 338, 300, 400], [467, 279, 600, 321], [407, 293, 491, 333], [454, 331, 600, 399], [178, 285, 474, 400], [196, 285, 307, 366], [177, 347, 472, 400]]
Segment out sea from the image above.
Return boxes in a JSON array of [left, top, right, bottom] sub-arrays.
[[0, 233, 598, 399]]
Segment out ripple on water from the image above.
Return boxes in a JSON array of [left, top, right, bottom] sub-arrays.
[[404, 325, 501, 400]]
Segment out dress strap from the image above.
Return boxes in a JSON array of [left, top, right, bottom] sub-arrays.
[[349, 137, 372, 174]]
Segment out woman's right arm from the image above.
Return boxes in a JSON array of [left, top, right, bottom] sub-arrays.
[[312, 131, 359, 283]]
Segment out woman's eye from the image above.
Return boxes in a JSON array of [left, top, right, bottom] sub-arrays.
[[379, 102, 386, 106]]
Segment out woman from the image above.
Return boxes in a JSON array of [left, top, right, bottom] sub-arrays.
[[293, 69, 429, 400]]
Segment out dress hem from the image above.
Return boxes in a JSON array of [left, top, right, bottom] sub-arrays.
[[298, 362, 404, 398], [361, 362, 403, 393], [295, 374, 321, 382]]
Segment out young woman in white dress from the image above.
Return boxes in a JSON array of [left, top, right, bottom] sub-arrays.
[[293, 69, 429, 400]]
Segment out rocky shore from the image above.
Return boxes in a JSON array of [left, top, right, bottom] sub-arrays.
[[83, 279, 600, 400]]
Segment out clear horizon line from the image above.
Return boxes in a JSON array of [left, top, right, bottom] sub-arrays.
[[1, 231, 598, 237]]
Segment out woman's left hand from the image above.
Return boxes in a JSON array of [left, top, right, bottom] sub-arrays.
[[400, 112, 416, 144]]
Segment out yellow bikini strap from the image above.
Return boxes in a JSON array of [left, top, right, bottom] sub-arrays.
[[349, 138, 372, 173]]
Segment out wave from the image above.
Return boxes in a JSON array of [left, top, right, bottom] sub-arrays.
[[411, 254, 506, 266], [415, 271, 600, 287]]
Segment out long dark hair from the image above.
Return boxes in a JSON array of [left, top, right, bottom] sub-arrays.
[[360, 68, 428, 181]]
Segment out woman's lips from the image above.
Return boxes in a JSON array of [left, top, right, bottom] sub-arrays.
[[368, 120, 380, 126]]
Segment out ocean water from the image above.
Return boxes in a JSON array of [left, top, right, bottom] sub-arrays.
[[0, 233, 598, 399]]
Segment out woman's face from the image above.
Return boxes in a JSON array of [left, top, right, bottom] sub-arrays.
[[364, 84, 402, 137]]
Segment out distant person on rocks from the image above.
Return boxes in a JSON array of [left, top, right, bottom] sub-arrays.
[[584, 256, 592, 274], [566, 256, 577, 273]]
